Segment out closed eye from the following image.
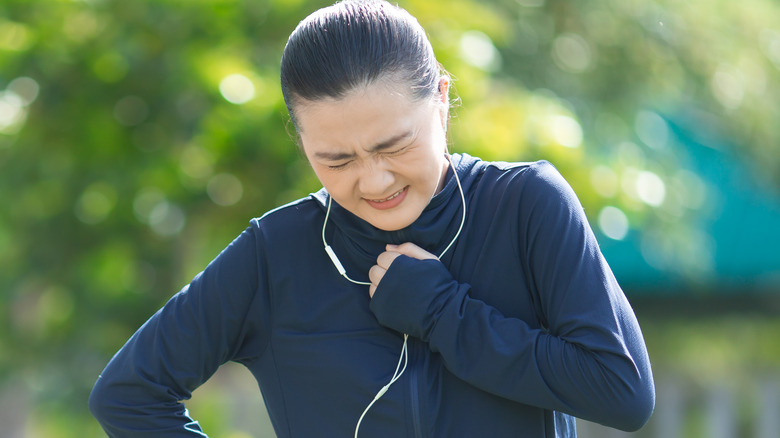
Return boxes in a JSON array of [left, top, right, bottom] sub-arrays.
[[382, 145, 409, 156], [326, 160, 352, 170]]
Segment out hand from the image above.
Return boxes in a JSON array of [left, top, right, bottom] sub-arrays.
[[368, 242, 438, 297]]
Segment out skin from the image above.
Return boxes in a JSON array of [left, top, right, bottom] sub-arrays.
[[295, 77, 451, 297]]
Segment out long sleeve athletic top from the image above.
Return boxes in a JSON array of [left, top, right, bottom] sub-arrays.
[[89, 154, 655, 437]]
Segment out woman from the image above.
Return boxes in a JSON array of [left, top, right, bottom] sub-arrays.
[[89, 1, 655, 436]]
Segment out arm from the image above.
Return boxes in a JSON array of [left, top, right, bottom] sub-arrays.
[[89, 225, 269, 437], [368, 163, 655, 431]]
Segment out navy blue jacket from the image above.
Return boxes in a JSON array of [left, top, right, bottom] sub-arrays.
[[89, 154, 655, 437]]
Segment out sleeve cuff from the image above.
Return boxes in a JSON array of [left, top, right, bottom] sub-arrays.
[[369, 255, 461, 340]]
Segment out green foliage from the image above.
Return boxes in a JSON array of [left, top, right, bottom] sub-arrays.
[[1, 0, 779, 435]]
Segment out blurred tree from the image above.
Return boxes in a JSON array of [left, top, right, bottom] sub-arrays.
[[412, 0, 780, 285], [0, 0, 778, 436]]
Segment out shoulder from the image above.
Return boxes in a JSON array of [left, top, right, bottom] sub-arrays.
[[255, 194, 322, 221], [470, 158, 584, 225], [475, 159, 573, 199], [483, 159, 560, 181], [248, 193, 325, 238]]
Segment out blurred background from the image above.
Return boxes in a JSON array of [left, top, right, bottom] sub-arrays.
[[1, 0, 779, 436]]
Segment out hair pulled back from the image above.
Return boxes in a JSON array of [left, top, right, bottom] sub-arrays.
[[280, 0, 444, 130]]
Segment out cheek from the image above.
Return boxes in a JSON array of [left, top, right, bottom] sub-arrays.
[[309, 165, 328, 187], [310, 166, 337, 192], [312, 167, 357, 200]]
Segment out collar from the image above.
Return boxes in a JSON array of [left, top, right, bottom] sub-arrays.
[[312, 153, 481, 276]]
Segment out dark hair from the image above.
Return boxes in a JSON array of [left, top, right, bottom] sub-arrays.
[[280, 0, 444, 131]]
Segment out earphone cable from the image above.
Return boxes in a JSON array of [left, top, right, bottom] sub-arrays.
[[354, 333, 409, 438], [320, 155, 466, 438]]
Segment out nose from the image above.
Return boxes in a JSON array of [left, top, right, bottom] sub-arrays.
[[357, 157, 395, 198]]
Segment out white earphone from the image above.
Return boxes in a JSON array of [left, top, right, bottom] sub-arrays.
[[320, 154, 467, 437]]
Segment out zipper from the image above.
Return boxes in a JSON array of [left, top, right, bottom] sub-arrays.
[[408, 339, 424, 438]]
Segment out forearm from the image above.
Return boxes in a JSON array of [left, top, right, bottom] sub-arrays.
[[370, 256, 654, 431], [427, 287, 653, 431]]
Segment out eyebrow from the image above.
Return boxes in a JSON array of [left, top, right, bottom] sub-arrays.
[[313, 130, 414, 161]]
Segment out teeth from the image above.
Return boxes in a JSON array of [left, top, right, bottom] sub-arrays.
[[371, 188, 404, 203]]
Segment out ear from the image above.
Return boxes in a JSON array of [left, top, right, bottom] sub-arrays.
[[438, 76, 450, 104], [437, 76, 450, 130]]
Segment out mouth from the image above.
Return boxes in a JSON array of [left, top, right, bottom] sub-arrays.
[[368, 188, 405, 203], [364, 186, 409, 210]]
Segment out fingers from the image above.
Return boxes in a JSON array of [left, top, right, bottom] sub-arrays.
[[368, 243, 438, 298], [369, 251, 402, 298], [368, 264, 386, 298], [376, 250, 402, 270], [368, 264, 386, 285], [376, 243, 436, 272], [386, 242, 438, 261]]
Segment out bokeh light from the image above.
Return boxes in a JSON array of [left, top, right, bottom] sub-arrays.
[[552, 33, 593, 73], [459, 30, 502, 72], [7, 77, 39, 105], [636, 170, 666, 207], [207, 173, 244, 207], [219, 74, 256, 105], [133, 187, 166, 225], [549, 115, 582, 148], [711, 64, 745, 110], [598, 206, 629, 241], [635, 111, 669, 151], [0, 90, 25, 134], [0, 19, 33, 51], [74, 182, 117, 225], [148, 201, 186, 237]]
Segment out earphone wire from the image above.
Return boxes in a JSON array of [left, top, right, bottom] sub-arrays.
[[354, 333, 408, 438], [322, 193, 372, 286], [437, 154, 466, 260], [321, 155, 465, 438]]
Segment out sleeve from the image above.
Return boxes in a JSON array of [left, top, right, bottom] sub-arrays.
[[369, 162, 655, 432], [88, 224, 270, 437]]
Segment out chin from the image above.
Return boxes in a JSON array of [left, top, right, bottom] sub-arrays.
[[364, 211, 418, 231], [367, 219, 410, 232]]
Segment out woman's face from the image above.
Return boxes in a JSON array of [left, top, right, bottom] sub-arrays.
[[296, 80, 449, 231]]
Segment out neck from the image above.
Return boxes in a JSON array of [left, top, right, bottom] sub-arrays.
[[435, 154, 451, 195]]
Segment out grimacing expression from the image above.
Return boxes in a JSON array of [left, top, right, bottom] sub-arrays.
[[296, 80, 450, 231]]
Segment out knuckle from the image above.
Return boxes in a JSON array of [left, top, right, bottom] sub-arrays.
[[378, 252, 395, 267], [369, 265, 384, 281], [399, 242, 416, 251]]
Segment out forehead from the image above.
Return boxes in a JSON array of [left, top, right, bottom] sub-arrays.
[[295, 80, 421, 122], [295, 83, 434, 152]]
